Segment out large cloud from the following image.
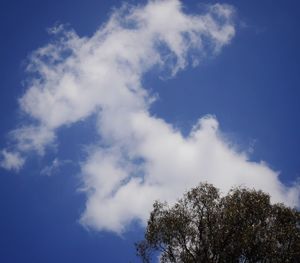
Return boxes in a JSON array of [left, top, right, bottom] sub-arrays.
[[1, 0, 299, 233]]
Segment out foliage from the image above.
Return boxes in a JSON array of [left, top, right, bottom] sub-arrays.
[[136, 183, 300, 263]]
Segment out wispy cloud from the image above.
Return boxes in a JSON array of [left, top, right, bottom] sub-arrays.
[[40, 158, 71, 176], [0, 149, 25, 172], [1, 0, 299, 233]]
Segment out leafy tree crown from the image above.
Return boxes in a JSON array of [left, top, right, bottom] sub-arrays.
[[136, 183, 300, 263]]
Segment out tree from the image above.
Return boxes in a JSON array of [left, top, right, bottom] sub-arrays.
[[136, 183, 300, 263]]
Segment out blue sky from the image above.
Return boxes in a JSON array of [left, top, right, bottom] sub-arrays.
[[0, 0, 299, 262]]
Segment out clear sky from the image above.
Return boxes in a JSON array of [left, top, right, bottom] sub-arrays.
[[0, 0, 299, 262]]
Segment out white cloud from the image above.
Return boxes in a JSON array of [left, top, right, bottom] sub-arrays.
[[2, 0, 299, 233], [10, 125, 56, 155], [81, 113, 299, 233], [0, 149, 25, 172], [40, 158, 71, 176]]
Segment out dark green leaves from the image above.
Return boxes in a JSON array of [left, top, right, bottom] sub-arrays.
[[136, 183, 300, 263]]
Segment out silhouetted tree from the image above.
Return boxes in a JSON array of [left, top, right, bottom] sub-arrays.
[[136, 183, 300, 263]]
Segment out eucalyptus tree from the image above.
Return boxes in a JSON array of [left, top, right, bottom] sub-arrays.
[[136, 183, 300, 263]]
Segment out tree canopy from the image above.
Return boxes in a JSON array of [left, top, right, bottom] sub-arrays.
[[136, 183, 300, 263]]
